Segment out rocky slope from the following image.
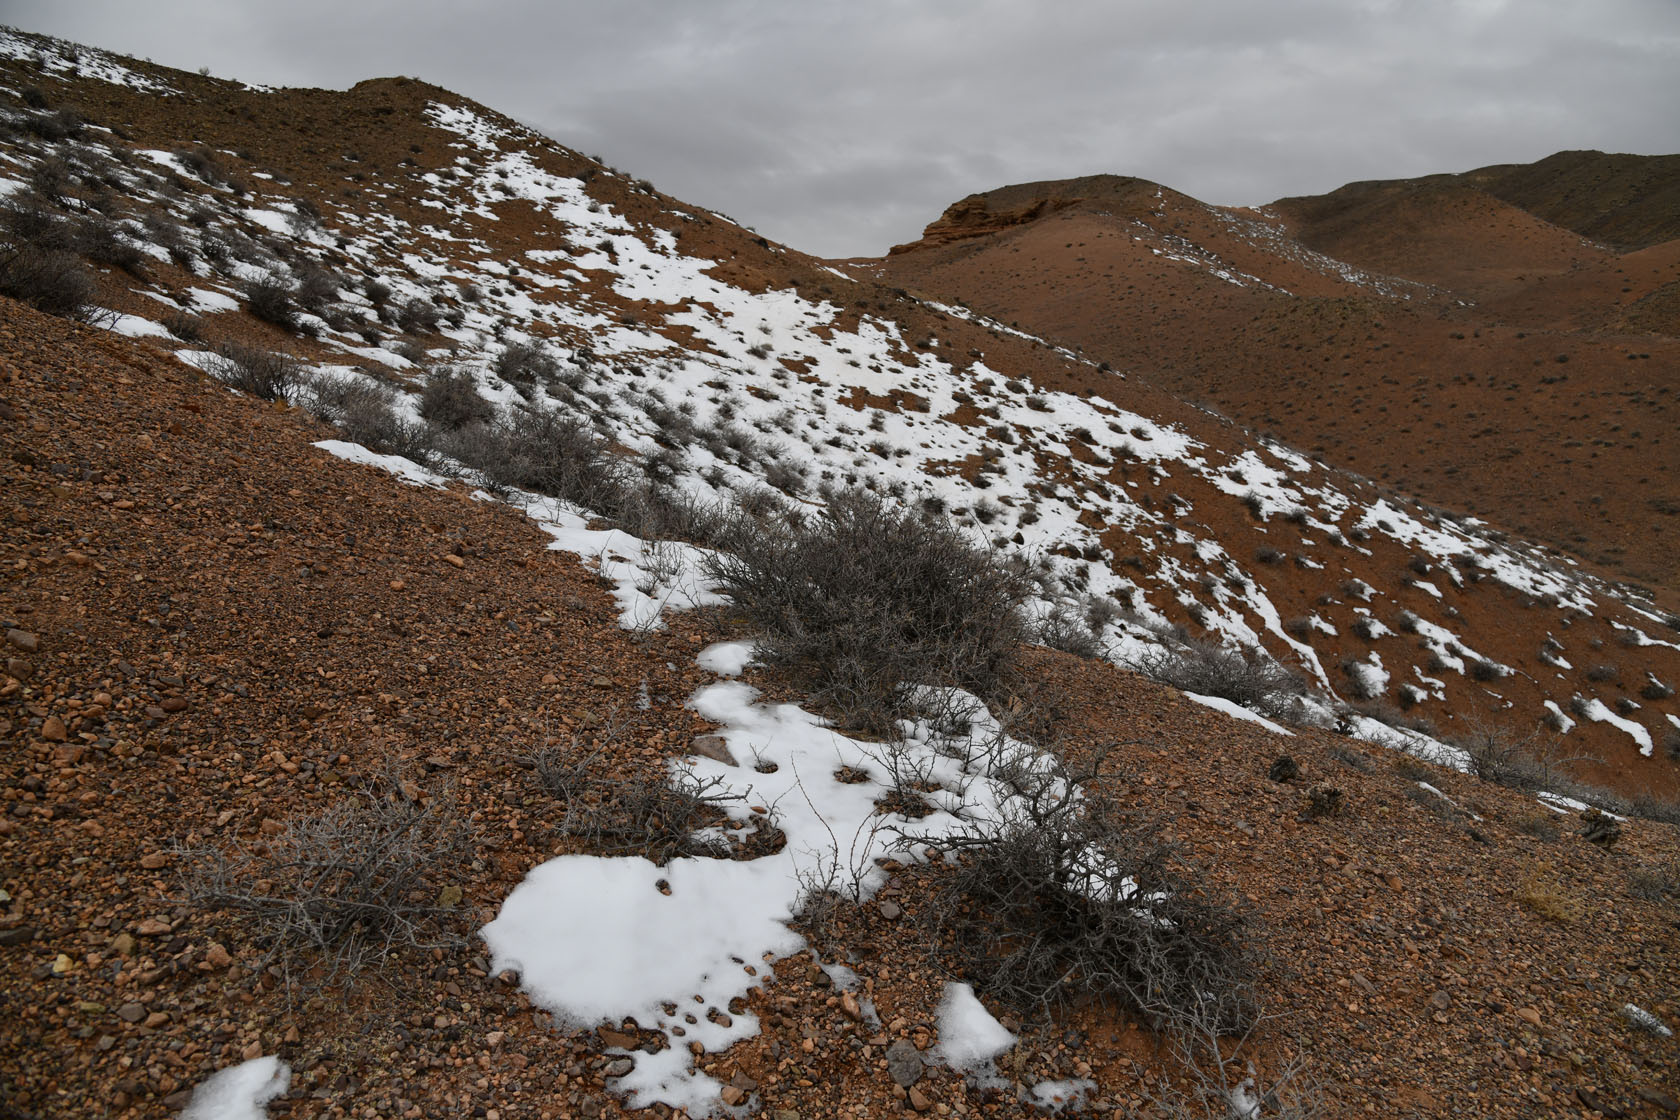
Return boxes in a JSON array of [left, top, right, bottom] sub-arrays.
[[2, 27, 1679, 1120], [872, 156, 1680, 595]]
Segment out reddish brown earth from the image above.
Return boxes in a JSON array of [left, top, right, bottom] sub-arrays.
[[5, 299, 1679, 1120], [3, 33, 1680, 1120], [869, 162, 1680, 593]]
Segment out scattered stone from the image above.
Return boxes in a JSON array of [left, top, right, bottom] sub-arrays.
[[605, 1058, 634, 1078], [1429, 990, 1451, 1010], [134, 918, 171, 937], [203, 943, 233, 969], [40, 715, 66, 742], [139, 852, 170, 870], [878, 900, 902, 921], [689, 733, 735, 765], [886, 1039, 924, 1087], [840, 991, 862, 1021], [116, 1002, 146, 1023], [1637, 1087, 1680, 1112], [908, 1087, 932, 1112], [1516, 1007, 1542, 1027], [444, 553, 465, 568], [4, 629, 38, 653], [0, 927, 37, 947], [720, 1085, 746, 1106]]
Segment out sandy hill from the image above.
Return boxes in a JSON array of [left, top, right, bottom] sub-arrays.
[[2, 27, 1679, 1120]]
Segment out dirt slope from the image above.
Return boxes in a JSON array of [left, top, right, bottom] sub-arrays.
[[3, 29, 1680, 1120], [872, 157, 1680, 593]]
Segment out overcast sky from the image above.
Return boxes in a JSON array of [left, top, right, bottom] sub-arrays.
[[11, 0, 1680, 257]]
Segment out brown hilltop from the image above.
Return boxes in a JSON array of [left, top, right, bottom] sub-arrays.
[[872, 153, 1680, 593]]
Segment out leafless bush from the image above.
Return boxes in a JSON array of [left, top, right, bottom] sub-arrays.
[[454, 406, 619, 502], [1454, 719, 1581, 794], [1134, 639, 1307, 719], [1034, 605, 1104, 659], [77, 216, 148, 276], [0, 198, 97, 319], [175, 772, 474, 979], [208, 342, 304, 402], [704, 485, 1031, 729], [493, 339, 560, 388], [923, 751, 1256, 1034], [418, 365, 495, 430], [161, 310, 204, 341], [244, 273, 297, 331], [307, 375, 430, 459], [526, 731, 754, 863], [1640, 676, 1674, 701]]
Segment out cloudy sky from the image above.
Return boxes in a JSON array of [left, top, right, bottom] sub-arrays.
[[12, 0, 1680, 257]]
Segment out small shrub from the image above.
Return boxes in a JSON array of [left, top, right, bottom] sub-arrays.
[[208, 343, 304, 402], [1468, 659, 1505, 682], [175, 771, 474, 978], [77, 217, 148, 276], [417, 366, 495, 431], [1639, 677, 1674, 701], [1585, 663, 1619, 683], [174, 148, 225, 184], [1134, 639, 1307, 719], [1455, 719, 1575, 793], [704, 485, 1030, 729], [1034, 605, 1103, 659], [1627, 860, 1679, 902], [493, 339, 560, 387], [294, 266, 340, 313], [1516, 862, 1580, 923], [161, 311, 204, 342], [307, 376, 429, 459], [926, 769, 1255, 1031], [244, 274, 297, 331], [0, 199, 97, 319]]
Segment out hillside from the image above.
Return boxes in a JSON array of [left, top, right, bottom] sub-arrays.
[[872, 156, 1680, 593], [2, 27, 1679, 1120]]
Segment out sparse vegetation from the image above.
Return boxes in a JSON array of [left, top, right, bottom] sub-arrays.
[[704, 485, 1030, 729], [1134, 639, 1307, 719], [208, 342, 305, 402], [176, 771, 474, 979]]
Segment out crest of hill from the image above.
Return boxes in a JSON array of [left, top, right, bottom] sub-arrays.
[[873, 153, 1680, 593]]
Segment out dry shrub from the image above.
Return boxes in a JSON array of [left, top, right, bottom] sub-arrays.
[[176, 772, 474, 979], [0, 198, 97, 319], [1516, 862, 1580, 924], [306, 375, 430, 460], [704, 485, 1031, 729], [923, 751, 1256, 1035], [1134, 639, 1307, 719], [417, 365, 495, 431], [208, 342, 304, 402]]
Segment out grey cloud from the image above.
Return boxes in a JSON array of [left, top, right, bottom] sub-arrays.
[[12, 0, 1680, 256]]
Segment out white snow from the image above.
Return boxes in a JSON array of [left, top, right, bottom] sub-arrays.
[[1574, 697, 1653, 756], [179, 1056, 291, 1120], [102, 312, 173, 338], [934, 982, 1017, 1071], [697, 641, 756, 677], [313, 440, 448, 490], [1182, 692, 1294, 736]]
